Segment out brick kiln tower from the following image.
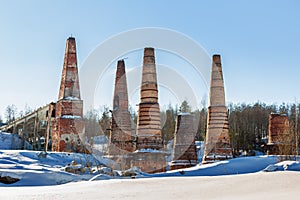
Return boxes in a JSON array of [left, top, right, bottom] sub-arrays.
[[202, 55, 232, 164], [109, 60, 134, 155], [131, 47, 167, 173], [267, 113, 291, 155], [170, 113, 198, 170], [52, 37, 85, 153], [136, 47, 162, 149]]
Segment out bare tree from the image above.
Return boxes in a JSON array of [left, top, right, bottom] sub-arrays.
[[5, 104, 18, 123], [84, 109, 101, 141]]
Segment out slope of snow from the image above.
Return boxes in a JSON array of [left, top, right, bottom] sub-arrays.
[[148, 155, 281, 177], [1, 149, 299, 187], [263, 160, 300, 172], [0, 150, 109, 186], [1, 171, 299, 200]]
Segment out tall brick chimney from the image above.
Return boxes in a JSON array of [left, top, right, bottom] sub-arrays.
[[58, 37, 81, 100], [202, 54, 232, 164], [52, 37, 85, 153], [131, 48, 167, 173], [109, 60, 134, 155], [136, 47, 162, 150]]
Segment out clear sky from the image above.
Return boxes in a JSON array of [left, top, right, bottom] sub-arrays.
[[0, 0, 299, 120]]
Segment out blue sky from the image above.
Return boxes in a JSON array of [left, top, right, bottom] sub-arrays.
[[0, 0, 299, 119]]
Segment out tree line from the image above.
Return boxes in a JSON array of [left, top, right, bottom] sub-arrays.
[[2, 101, 299, 154], [84, 101, 300, 154]]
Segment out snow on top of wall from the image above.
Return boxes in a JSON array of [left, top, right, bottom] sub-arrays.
[[134, 149, 168, 154], [61, 115, 82, 119], [177, 112, 191, 116], [64, 96, 80, 100]]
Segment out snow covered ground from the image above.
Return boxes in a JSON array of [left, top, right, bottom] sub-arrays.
[[0, 171, 299, 200], [1, 132, 300, 199], [0, 150, 299, 199]]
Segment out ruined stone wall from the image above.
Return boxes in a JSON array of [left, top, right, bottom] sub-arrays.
[[267, 113, 291, 155], [131, 152, 166, 173], [170, 113, 198, 170], [268, 113, 289, 144]]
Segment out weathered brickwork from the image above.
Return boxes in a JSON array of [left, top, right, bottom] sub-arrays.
[[203, 55, 232, 164], [133, 48, 167, 173], [109, 60, 134, 156], [136, 48, 163, 150], [131, 151, 166, 173], [170, 113, 198, 170], [52, 37, 86, 153], [267, 113, 291, 155]]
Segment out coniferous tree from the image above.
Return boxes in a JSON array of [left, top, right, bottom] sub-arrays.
[[179, 100, 191, 113], [99, 106, 111, 137]]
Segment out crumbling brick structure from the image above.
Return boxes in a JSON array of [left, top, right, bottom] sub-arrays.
[[109, 60, 134, 156], [267, 113, 291, 155], [170, 113, 198, 170], [52, 37, 86, 153], [202, 55, 232, 164]]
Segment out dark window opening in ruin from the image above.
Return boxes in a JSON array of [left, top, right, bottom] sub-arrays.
[[46, 111, 49, 117], [51, 109, 56, 117]]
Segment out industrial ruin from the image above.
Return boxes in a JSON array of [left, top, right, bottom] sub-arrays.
[[267, 113, 291, 155], [0, 37, 239, 172], [107, 48, 169, 173], [108, 60, 134, 155], [170, 113, 198, 170], [0, 37, 86, 153], [0, 103, 55, 150], [52, 37, 85, 153], [202, 54, 232, 164], [130, 48, 168, 173]]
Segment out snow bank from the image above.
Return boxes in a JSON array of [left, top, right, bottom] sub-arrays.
[[0, 150, 109, 186], [263, 160, 300, 172], [0, 148, 299, 188], [0, 132, 22, 149], [61, 115, 82, 119], [149, 155, 281, 177]]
